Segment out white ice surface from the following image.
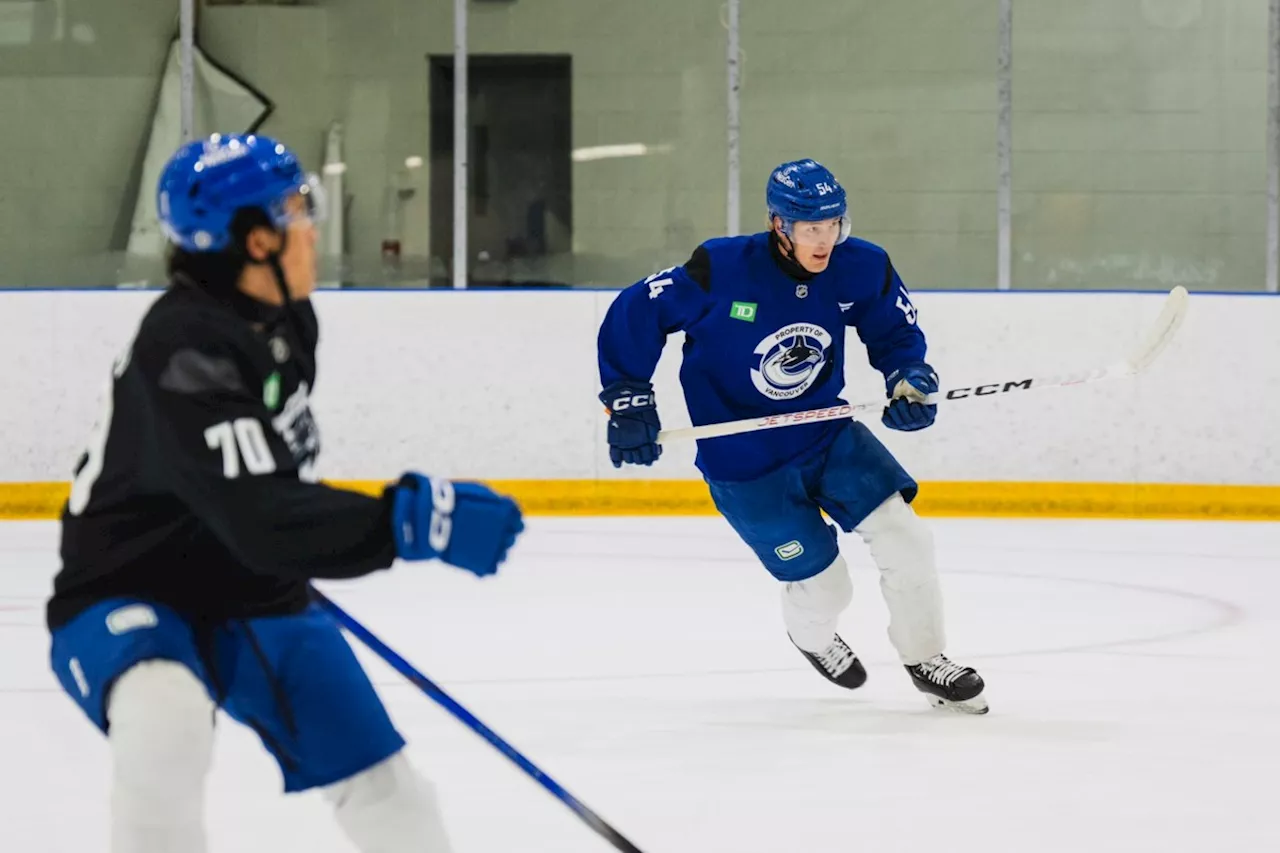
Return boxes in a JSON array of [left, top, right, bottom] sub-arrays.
[[0, 517, 1277, 852]]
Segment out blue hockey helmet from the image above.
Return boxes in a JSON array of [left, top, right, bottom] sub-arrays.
[[766, 159, 851, 244], [157, 133, 325, 253]]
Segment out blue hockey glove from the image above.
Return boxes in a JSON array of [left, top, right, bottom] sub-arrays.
[[391, 474, 524, 577], [882, 362, 938, 432], [600, 379, 662, 468]]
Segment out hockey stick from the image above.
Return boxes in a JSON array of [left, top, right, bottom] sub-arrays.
[[657, 285, 1189, 445], [311, 589, 646, 853]]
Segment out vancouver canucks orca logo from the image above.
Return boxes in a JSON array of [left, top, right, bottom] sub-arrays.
[[751, 323, 834, 400]]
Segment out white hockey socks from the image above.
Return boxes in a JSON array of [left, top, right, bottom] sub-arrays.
[[855, 493, 946, 665], [107, 660, 215, 853], [781, 555, 853, 653], [325, 752, 454, 853]]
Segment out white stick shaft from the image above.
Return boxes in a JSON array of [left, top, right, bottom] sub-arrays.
[[656, 286, 1188, 445], [657, 369, 1110, 444]]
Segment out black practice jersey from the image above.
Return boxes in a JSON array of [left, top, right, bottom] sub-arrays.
[[48, 277, 397, 629]]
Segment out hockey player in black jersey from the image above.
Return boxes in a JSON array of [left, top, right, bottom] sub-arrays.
[[47, 133, 524, 853]]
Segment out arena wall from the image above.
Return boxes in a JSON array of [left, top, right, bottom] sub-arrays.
[[1, 289, 1275, 519]]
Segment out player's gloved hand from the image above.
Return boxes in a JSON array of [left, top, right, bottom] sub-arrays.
[[391, 474, 524, 577], [600, 379, 662, 468], [882, 362, 938, 432]]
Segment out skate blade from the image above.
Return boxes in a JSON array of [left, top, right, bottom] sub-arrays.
[[924, 691, 989, 715]]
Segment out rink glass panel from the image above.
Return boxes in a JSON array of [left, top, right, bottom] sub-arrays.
[[1010, 0, 1268, 292], [739, 0, 1002, 291], [0, 0, 1272, 291]]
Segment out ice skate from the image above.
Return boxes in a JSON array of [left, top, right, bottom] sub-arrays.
[[906, 654, 987, 714], [791, 633, 867, 689]]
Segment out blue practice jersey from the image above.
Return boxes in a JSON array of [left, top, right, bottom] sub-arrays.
[[597, 231, 927, 482]]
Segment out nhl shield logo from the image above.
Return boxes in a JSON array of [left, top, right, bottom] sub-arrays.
[[795, 284, 808, 299]]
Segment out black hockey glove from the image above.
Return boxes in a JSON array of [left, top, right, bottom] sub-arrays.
[[600, 379, 663, 467]]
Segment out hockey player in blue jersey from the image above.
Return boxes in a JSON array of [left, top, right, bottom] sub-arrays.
[[597, 159, 987, 713]]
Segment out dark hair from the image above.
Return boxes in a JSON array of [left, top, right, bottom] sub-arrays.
[[166, 206, 276, 287]]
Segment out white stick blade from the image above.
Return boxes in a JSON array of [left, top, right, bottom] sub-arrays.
[[1126, 285, 1189, 374]]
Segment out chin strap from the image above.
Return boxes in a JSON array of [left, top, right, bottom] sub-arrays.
[[243, 229, 293, 307], [269, 227, 292, 305], [768, 229, 815, 282], [268, 254, 291, 306]]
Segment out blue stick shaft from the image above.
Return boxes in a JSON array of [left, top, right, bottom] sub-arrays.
[[312, 589, 645, 853]]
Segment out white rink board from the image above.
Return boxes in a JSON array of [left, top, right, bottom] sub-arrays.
[[0, 289, 1275, 485]]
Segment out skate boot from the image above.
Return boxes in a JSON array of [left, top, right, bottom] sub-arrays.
[[791, 633, 867, 689], [906, 654, 987, 714]]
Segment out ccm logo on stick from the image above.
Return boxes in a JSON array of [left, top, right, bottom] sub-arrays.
[[611, 394, 652, 411], [946, 379, 1033, 400]]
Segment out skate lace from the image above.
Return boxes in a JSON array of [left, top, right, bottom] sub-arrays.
[[920, 656, 968, 686], [817, 639, 854, 675]]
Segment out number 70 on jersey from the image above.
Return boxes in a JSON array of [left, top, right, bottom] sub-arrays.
[[205, 418, 277, 479]]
